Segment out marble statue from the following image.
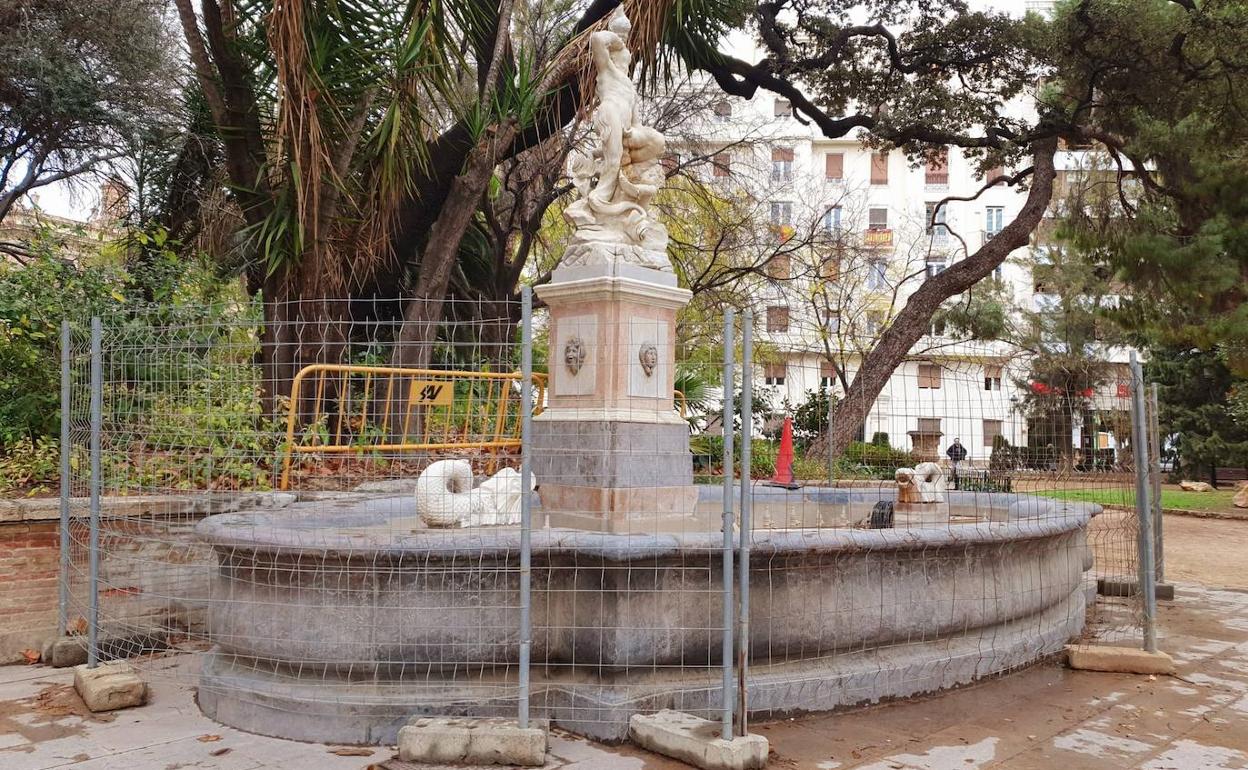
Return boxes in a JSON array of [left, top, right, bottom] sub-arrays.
[[415, 459, 535, 528], [562, 9, 671, 272], [895, 462, 947, 504]]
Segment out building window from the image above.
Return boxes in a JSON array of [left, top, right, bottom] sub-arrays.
[[766, 305, 790, 333], [870, 151, 889, 184], [986, 206, 1004, 237], [713, 100, 732, 122], [983, 419, 1003, 448], [773, 98, 792, 118], [765, 253, 791, 279], [985, 165, 1005, 183], [925, 201, 948, 241], [868, 207, 889, 230], [926, 258, 947, 279], [764, 362, 787, 386], [825, 152, 844, 180], [924, 147, 948, 186], [820, 360, 836, 389], [984, 364, 1003, 391], [771, 147, 793, 181], [867, 260, 887, 290], [770, 200, 793, 226], [917, 363, 942, 389], [821, 254, 841, 282], [822, 205, 842, 233], [712, 151, 731, 178]]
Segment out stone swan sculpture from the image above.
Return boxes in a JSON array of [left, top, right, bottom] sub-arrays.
[[415, 459, 536, 528], [895, 461, 947, 504]]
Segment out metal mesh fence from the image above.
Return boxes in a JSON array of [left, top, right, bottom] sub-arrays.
[[733, 312, 1146, 725], [55, 296, 1152, 745]]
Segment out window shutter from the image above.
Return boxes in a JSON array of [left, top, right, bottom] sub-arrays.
[[825, 153, 844, 179], [918, 364, 942, 389], [871, 152, 889, 184], [772, 147, 794, 162]]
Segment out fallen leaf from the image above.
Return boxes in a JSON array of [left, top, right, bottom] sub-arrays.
[[210, 747, 231, 757], [328, 747, 374, 757], [197, 734, 222, 742], [21, 649, 40, 664]]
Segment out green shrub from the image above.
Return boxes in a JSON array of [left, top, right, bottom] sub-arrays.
[[0, 436, 60, 493], [841, 440, 916, 479], [687, 435, 776, 478]]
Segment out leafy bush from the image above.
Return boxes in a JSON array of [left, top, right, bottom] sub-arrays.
[[688, 435, 776, 478], [0, 437, 60, 493], [842, 440, 916, 478], [789, 388, 833, 449]]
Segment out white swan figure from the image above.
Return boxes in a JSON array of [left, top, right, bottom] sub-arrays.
[[415, 459, 535, 528]]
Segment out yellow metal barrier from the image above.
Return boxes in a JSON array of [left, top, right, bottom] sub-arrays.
[[279, 365, 547, 491], [278, 365, 687, 490]]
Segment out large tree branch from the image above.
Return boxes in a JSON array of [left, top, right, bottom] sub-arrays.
[[823, 136, 1060, 457]]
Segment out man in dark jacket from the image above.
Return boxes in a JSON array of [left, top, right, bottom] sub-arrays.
[[946, 438, 968, 485]]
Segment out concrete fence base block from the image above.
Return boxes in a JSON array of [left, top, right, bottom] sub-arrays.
[[1066, 645, 1176, 675], [629, 710, 769, 770], [73, 662, 147, 712], [397, 717, 547, 767], [41, 637, 88, 668]]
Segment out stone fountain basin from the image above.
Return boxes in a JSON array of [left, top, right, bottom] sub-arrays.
[[194, 486, 1097, 672]]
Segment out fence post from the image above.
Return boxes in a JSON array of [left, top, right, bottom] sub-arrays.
[[1129, 352, 1158, 653], [1149, 383, 1164, 586], [88, 317, 102, 668], [719, 310, 736, 740], [58, 320, 71, 639], [518, 287, 533, 729], [826, 387, 836, 490], [736, 311, 752, 736]]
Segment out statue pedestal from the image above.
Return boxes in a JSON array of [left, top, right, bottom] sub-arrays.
[[533, 264, 696, 533]]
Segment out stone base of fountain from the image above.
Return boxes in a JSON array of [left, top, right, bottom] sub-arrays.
[[193, 488, 1098, 743]]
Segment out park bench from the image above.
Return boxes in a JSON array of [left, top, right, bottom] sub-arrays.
[[1213, 467, 1248, 489]]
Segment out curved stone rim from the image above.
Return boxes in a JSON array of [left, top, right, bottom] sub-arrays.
[[195, 489, 1099, 561]]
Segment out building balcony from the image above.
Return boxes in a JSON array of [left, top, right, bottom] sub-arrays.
[[863, 228, 893, 247]]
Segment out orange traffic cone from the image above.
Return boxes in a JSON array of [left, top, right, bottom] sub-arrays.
[[766, 416, 801, 489]]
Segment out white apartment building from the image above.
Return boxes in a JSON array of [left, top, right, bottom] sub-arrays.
[[664, 85, 1134, 466]]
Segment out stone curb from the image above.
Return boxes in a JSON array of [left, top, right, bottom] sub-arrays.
[[0, 492, 297, 524]]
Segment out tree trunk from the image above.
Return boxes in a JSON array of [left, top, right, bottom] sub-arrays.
[[818, 137, 1060, 459], [392, 124, 518, 370]]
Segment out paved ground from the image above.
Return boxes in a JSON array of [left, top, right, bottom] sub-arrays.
[[3, 516, 1248, 769]]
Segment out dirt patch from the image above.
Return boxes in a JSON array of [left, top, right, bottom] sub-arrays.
[[0, 681, 114, 753], [1158, 513, 1248, 590]]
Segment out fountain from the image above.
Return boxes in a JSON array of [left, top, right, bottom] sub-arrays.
[[193, 10, 1098, 744]]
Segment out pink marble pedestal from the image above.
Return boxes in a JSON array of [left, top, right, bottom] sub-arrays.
[[532, 264, 697, 533]]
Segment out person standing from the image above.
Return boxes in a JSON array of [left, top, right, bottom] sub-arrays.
[[946, 438, 968, 487]]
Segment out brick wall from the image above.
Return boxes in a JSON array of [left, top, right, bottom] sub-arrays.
[[0, 520, 63, 662], [0, 514, 215, 665]]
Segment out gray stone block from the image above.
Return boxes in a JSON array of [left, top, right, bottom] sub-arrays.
[[398, 716, 547, 766], [41, 637, 88, 668], [530, 419, 693, 487], [630, 710, 768, 770]]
